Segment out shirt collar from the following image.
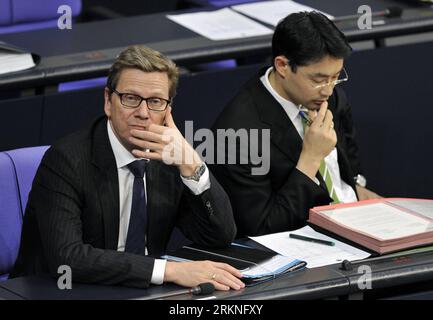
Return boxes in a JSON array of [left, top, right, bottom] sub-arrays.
[[260, 66, 302, 122], [107, 120, 137, 169]]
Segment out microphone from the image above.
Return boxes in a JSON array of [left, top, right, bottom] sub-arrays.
[[136, 282, 216, 300], [332, 6, 403, 23], [190, 282, 215, 295]]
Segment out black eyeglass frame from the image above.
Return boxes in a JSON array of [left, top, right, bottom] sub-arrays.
[[110, 88, 171, 112]]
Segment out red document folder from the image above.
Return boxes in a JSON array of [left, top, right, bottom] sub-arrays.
[[308, 198, 433, 254]]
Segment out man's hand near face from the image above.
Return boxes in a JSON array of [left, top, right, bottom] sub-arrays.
[[127, 107, 246, 292], [296, 101, 337, 180], [129, 106, 202, 176]]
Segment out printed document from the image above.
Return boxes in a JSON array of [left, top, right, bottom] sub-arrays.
[[167, 8, 273, 41], [321, 203, 433, 241], [232, 0, 334, 27], [250, 226, 370, 268]]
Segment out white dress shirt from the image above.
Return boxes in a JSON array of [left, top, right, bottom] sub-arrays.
[[107, 120, 211, 284], [260, 67, 357, 203]]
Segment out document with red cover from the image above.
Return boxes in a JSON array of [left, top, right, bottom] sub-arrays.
[[308, 198, 433, 254]]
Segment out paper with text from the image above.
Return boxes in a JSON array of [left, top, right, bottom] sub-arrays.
[[321, 203, 433, 241], [387, 199, 433, 221], [232, 0, 334, 27], [167, 8, 273, 41], [250, 226, 370, 268]]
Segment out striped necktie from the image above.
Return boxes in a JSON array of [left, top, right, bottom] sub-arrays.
[[299, 111, 340, 204]]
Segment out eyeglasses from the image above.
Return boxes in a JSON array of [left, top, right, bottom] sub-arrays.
[[307, 67, 349, 90], [111, 88, 171, 112]]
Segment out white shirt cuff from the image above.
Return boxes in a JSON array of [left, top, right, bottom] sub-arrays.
[[180, 165, 211, 195], [150, 259, 167, 285]]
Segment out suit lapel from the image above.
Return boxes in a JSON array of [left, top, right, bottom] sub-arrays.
[[91, 117, 120, 250], [253, 73, 356, 198], [144, 160, 157, 254], [252, 73, 332, 194], [251, 76, 304, 165]]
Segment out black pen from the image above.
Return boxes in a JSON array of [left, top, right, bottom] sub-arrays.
[[289, 233, 335, 246]]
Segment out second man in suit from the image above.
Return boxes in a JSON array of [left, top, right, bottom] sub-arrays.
[[211, 11, 380, 237]]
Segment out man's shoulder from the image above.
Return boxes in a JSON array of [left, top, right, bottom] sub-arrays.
[[213, 73, 267, 130], [45, 116, 106, 165], [232, 72, 265, 104]]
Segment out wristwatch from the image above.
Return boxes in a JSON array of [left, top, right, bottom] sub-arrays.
[[182, 163, 206, 182], [354, 174, 367, 188]]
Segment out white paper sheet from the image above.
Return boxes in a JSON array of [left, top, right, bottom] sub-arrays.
[[166, 8, 273, 41], [0, 51, 35, 75], [321, 203, 433, 240], [250, 226, 370, 268], [232, 0, 334, 27], [387, 199, 433, 221]]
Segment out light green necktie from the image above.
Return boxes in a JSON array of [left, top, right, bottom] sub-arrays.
[[299, 111, 340, 204]]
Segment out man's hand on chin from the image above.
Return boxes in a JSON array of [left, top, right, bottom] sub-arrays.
[[129, 106, 201, 172]]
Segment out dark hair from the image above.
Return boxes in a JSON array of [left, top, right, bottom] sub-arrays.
[[272, 11, 352, 72]]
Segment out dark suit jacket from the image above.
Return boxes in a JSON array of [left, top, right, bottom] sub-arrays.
[[11, 116, 236, 288], [210, 70, 362, 237]]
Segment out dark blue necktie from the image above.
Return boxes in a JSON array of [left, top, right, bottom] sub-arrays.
[[125, 160, 147, 255]]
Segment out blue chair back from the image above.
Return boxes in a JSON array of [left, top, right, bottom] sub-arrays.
[[0, 146, 49, 280], [0, 152, 21, 281]]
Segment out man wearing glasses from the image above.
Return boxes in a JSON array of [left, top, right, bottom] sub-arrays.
[[12, 45, 245, 291], [210, 11, 380, 237]]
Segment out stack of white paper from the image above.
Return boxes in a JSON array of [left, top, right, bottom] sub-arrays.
[[0, 51, 35, 75], [167, 8, 273, 41], [232, 0, 334, 27], [309, 199, 433, 254]]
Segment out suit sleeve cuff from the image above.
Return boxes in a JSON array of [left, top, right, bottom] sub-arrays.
[[150, 259, 167, 285], [180, 165, 211, 195], [295, 167, 320, 185]]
